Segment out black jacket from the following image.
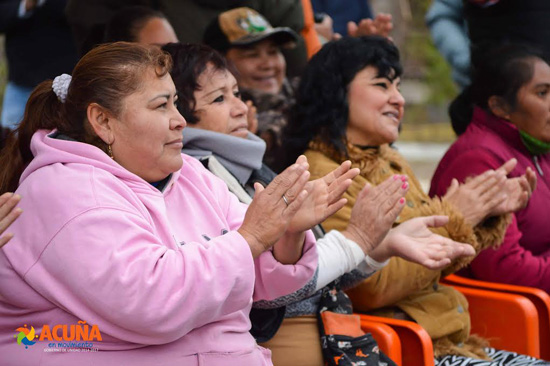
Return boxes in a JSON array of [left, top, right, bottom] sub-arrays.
[[465, 0, 550, 64], [0, 0, 77, 88]]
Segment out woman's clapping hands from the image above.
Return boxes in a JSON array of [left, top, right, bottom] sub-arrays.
[[0, 193, 22, 249]]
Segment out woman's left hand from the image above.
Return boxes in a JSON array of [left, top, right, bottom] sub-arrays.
[[287, 156, 359, 233], [0, 193, 22, 249], [490, 161, 537, 216], [370, 215, 475, 269]]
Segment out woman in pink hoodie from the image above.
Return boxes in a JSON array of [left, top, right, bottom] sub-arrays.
[[0, 42, 362, 365]]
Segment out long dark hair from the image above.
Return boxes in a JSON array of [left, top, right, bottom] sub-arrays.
[[0, 42, 172, 193], [277, 36, 402, 171]]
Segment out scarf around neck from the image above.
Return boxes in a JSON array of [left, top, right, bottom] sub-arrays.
[[182, 127, 266, 185], [519, 130, 550, 155]]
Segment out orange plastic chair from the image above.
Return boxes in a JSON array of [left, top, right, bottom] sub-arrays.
[[443, 274, 550, 361], [358, 314, 434, 366], [360, 318, 402, 366], [451, 284, 540, 357]]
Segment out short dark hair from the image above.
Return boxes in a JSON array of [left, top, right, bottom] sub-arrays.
[[279, 36, 402, 170], [162, 43, 231, 124], [104, 6, 167, 43]]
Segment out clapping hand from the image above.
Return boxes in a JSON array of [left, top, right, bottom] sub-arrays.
[[347, 13, 393, 39], [490, 159, 537, 215], [342, 175, 409, 254], [238, 159, 310, 258], [370, 216, 475, 269], [287, 156, 359, 233], [443, 167, 507, 226], [0, 193, 22, 248]]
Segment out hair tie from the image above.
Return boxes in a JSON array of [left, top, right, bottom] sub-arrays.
[[52, 74, 72, 103]]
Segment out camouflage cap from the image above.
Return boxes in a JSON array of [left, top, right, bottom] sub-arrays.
[[204, 7, 298, 53]]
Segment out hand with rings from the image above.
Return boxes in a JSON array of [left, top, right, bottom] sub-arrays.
[[238, 159, 310, 258], [286, 155, 360, 233], [282, 194, 290, 206]]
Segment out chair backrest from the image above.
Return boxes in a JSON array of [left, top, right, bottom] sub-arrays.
[[358, 314, 434, 366], [443, 274, 550, 360], [451, 284, 540, 357], [360, 318, 403, 366]]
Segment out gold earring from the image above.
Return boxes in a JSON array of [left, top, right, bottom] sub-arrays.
[[108, 145, 114, 159]]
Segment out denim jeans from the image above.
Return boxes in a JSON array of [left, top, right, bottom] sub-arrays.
[[1, 81, 34, 129]]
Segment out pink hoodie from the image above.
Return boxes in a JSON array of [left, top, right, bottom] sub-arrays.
[[0, 130, 317, 365]]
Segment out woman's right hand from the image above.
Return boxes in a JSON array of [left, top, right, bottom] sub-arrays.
[[0, 193, 22, 248], [238, 162, 310, 258], [342, 175, 409, 254]]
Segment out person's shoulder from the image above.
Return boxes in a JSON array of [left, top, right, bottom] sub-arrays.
[[24, 161, 140, 212], [177, 153, 235, 199], [447, 121, 505, 157]]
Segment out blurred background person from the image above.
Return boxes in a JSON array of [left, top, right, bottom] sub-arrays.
[[0, 0, 77, 137], [64, 0, 311, 76], [203, 7, 300, 167], [425, 0, 470, 90], [104, 5, 178, 46]]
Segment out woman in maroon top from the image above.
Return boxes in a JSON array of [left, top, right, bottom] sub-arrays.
[[430, 44, 548, 292]]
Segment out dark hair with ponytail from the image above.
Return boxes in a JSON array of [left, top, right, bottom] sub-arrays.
[[451, 43, 544, 136], [0, 42, 172, 193]]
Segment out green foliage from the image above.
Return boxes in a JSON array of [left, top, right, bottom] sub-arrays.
[[413, 33, 458, 104]]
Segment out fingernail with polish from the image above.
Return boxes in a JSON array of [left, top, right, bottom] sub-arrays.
[[402, 183, 408, 189], [399, 197, 405, 204]]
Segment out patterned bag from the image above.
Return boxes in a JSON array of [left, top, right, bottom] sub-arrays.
[[317, 281, 398, 366]]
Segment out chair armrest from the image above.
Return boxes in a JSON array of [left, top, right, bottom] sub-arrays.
[[360, 318, 402, 366], [357, 314, 434, 366]]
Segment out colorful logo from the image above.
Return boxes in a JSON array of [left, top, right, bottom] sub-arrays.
[[14, 324, 37, 348]]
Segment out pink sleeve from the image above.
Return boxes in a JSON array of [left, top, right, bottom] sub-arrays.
[[430, 149, 550, 292], [252, 230, 318, 302], [22, 208, 255, 346]]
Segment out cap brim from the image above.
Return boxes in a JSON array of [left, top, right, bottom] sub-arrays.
[[231, 27, 298, 48]]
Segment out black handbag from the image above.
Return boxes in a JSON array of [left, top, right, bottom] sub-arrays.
[[317, 281, 398, 366]]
